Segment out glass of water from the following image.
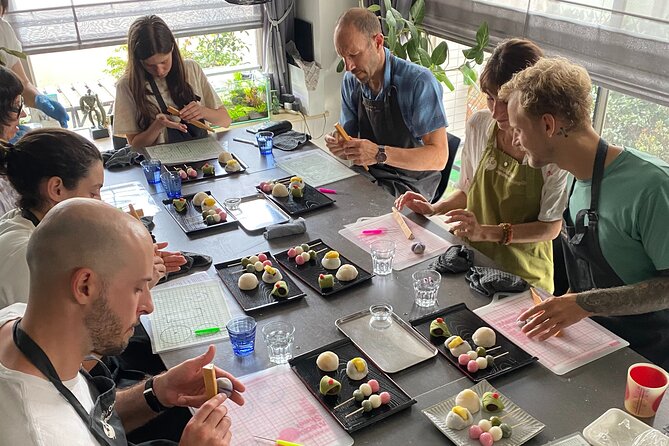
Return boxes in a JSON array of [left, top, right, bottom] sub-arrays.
[[261, 321, 295, 364], [370, 239, 396, 276], [412, 269, 441, 307], [226, 316, 256, 357]]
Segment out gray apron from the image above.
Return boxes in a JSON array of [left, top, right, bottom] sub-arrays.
[[561, 139, 669, 369], [147, 77, 208, 143], [355, 55, 441, 200]]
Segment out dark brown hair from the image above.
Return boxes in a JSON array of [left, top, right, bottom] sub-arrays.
[[0, 0, 8, 16], [480, 39, 544, 95], [125, 15, 197, 131], [0, 128, 102, 210], [0, 65, 23, 128]]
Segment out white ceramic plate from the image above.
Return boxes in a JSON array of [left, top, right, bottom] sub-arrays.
[[422, 380, 545, 446]]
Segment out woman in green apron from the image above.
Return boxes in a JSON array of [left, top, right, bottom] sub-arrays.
[[113, 15, 231, 148], [395, 39, 569, 292]]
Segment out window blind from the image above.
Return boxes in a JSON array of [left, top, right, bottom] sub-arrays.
[[5, 0, 262, 54], [423, 0, 669, 107]]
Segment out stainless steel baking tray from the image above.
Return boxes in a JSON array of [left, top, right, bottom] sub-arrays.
[[227, 193, 290, 231]]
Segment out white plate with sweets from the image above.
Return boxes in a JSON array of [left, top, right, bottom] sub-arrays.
[[423, 380, 545, 446]]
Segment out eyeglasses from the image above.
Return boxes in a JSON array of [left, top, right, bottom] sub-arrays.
[[10, 96, 24, 116]]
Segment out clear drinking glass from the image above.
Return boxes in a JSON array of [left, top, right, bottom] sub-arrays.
[[412, 269, 441, 307], [261, 321, 295, 364], [370, 239, 396, 276]]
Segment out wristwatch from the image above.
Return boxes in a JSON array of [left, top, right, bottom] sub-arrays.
[[375, 145, 387, 165], [143, 377, 169, 413]]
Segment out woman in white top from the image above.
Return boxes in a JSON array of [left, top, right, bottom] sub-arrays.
[[113, 15, 231, 148], [396, 39, 569, 292], [0, 65, 25, 215]]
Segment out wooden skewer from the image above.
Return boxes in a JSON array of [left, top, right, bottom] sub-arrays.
[[493, 351, 509, 360], [128, 204, 141, 221], [334, 397, 355, 410], [530, 288, 563, 337], [391, 206, 415, 240], [345, 406, 366, 418], [335, 122, 369, 172], [166, 105, 214, 132]]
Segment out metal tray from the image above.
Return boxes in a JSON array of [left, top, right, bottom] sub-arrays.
[[335, 309, 438, 373], [288, 338, 415, 433], [226, 193, 290, 232], [215, 251, 306, 313], [161, 190, 238, 235], [164, 153, 247, 183], [256, 176, 336, 216], [274, 239, 373, 296], [410, 303, 537, 382]]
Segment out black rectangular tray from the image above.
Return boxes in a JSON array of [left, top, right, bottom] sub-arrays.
[[288, 338, 415, 433], [256, 176, 335, 216], [162, 190, 238, 235], [164, 153, 247, 183], [215, 251, 305, 312], [410, 303, 537, 382], [274, 238, 373, 296]]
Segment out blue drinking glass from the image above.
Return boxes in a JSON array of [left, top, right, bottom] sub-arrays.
[[226, 316, 257, 357], [256, 131, 274, 156], [160, 171, 182, 199]]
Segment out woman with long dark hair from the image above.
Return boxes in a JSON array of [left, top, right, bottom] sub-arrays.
[[113, 15, 231, 148], [0, 65, 25, 214]]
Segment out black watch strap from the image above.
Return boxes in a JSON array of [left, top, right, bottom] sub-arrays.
[[143, 377, 169, 413]]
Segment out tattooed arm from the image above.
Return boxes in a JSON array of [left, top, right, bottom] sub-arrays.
[[518, 272, 669, 340]]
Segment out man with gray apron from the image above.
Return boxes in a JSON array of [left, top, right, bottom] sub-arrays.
[[561, 139, 669, 368]]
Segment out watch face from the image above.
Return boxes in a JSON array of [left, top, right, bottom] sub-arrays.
[[376, 148, 387, 164]]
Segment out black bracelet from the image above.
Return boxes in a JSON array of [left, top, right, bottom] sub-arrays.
[[143, 377, 169, 413]]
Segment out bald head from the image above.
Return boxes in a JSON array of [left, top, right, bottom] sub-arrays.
[[26, 198, 153, 299], [335, 7, 381, 40]]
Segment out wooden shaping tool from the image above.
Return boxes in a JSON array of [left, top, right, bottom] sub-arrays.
[[166, 105, 214, 132], [391, 206, 415, 240], [530, 288, 563, 337], [202, 364, 218, 399], [127, 204, 144, 220], [334, 122, 369, 171]]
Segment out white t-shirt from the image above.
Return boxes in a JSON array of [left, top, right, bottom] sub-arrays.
[[0, 208, 34, 308], [0, 303, 101, 446], [456, 110, 569, 222], [113, 59, 222, 145], [0, 177, 18, 216], [0, 18, 22, 68]]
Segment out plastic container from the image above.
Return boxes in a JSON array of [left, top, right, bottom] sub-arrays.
[[582, 408, 669, 446]]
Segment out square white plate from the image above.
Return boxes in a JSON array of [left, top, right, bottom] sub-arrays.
[[422, 380, 545, 446]]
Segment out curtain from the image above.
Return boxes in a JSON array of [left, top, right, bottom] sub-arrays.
[[5, 0, 262, 54], [422, 0, 669, 107], [263, 0, 294, 96]]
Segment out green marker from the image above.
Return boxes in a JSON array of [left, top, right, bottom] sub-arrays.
[[194, 327, 222, 336]]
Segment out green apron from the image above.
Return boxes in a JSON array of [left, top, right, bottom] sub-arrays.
[[466, 125, 554, 292]]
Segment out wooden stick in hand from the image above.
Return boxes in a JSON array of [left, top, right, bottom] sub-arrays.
[[166, 105, 214, 132], [335, 122, 369, 172]]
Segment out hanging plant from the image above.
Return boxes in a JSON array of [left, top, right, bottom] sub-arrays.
[[337, 0, 489, 91]]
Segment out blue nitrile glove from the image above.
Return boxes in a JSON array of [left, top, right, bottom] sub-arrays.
[[8, 124, 29, 144], [35, 94, 69, 128]]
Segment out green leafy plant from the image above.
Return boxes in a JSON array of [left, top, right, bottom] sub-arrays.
[[337, 0, 489, 91], [220, 73, 269, 124]]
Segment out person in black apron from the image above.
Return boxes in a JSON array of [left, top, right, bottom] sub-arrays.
[[501, 58, 669, 370], [113, 15, 231, 148], [326, 8, 448, 201]]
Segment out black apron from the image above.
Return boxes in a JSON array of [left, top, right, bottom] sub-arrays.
[[12, 320, 127, 446], [561, 139, 669, 369], [147, 77, 208, 143], [355, 55, 441, 200]]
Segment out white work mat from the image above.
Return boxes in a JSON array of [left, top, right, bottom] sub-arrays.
[[339, 213, 452, 270], [148, 279, 232, 353], [227, 365, 353, 446], [474, 290, 629, 375], [101, 181, 160, 216], [145, 137, 227, 164], [276, 149, 357, 187]]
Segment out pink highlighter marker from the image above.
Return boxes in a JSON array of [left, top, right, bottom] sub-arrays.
[[362, 229, 384, 235], [318, 187, 337, 194]]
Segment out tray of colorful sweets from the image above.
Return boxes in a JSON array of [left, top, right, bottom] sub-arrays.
[[410, 304, 536, 382], [256, 176, 335, 216], [164, 150, 247, 183], [162, 190, 238, 235], [274, 239, 373, 296], [288, 338, 416, 433], [422, 379, 545, 446], [215, 251, 306, 313]]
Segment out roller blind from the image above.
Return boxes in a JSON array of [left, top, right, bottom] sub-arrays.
[[423, 0, 669, 107], [4, 0, 262, 54]]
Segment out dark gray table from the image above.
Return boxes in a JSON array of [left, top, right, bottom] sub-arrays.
[[107, 132, 651, 444]]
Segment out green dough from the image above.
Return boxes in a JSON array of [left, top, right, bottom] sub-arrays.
[[319, 375, 341, 396], [271, 281, 289, 297], [291, 185, 304, 198], [318, 274, 334, 289], [172, 198, 187, 213], [429, 318, 451, 338], [481, 391, 505, 412]]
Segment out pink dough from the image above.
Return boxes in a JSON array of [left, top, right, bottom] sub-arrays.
[[258, 253, 268, 262], [467, 360, 480, 373], [379, 391, 391, 405], [262, 260, 272, 267], [458, 354, 470, 365], [368, 379, 380, 393], [287, 248, 297, 258], [469, 425, 483, 440], [479, 432, 494, 446], [295, 255, 306, 265]]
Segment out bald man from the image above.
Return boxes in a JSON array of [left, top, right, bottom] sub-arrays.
[[0, 198, 244, 446], [325, 7, 448, 201]]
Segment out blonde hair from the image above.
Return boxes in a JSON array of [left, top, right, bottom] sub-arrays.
[[498, 57, 592, 131]]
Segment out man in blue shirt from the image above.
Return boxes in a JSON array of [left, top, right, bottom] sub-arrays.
[[325, 7, 449, 200]]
